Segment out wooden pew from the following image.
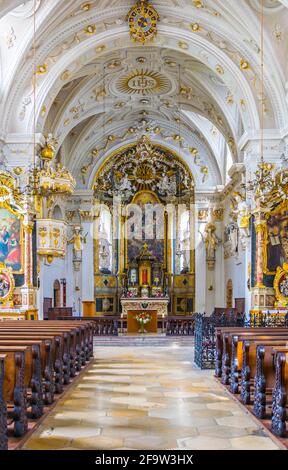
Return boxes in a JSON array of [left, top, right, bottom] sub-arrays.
[[0, 346, 28, 437], [236, 338, 288, 417], [0, 323, 91, 372], [252, 343, 288, 420], [0, 321, 94, 448], [216, 328, 288, 383], [270, 347, 288, 437], [0, 333, 62, 400], [229, 334, 288, 395], [0, 328, 76, 382], [0, 340, 45, 419], [215, 327, 288, 378], [0, 354, 7, 450]]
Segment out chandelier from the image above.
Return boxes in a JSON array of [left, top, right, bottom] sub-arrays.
[[26, 135, 76, 197]]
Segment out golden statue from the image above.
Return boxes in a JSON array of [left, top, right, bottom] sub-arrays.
[[68, 226, 87, 255]]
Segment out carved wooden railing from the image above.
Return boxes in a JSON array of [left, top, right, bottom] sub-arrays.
[[57, 315, 196, 336], [165, 316, 195, 336]]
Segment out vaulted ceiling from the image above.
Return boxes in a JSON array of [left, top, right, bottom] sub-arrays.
[[0, 0, 287, 191]]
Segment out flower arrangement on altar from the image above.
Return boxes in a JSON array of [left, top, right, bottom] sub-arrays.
[[134, 312, 152, 334], [152, 291, 165, 298], [124, 290, 138, 299]]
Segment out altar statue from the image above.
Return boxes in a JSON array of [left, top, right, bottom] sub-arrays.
[[68, 226, 87, 259]]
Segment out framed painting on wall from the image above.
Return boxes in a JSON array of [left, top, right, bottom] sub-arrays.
[[0, 207, 23, 274]]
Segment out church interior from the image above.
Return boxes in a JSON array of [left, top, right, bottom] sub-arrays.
[[0, 0, 288, 453]]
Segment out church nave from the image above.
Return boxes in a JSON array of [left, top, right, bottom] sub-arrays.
[[1, 0, 288, 456], [22, 343, 281, 451]]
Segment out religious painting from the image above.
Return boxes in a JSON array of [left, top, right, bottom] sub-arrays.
[[126, 191, 166, 267], [0, 272, 11, 299], [0, 207, 23, 273], [274, 263, 288, 307], [265, 205, 288, 275], [0, 265, 15, 304]]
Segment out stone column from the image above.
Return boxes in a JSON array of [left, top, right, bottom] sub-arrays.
[[21, 214, 38, 319], [252, 211, 275, 310], [80, 210, 95, 302], [254, 213, 267, 289]]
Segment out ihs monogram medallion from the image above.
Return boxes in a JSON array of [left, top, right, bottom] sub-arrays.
[[127, 0, 160, 44]]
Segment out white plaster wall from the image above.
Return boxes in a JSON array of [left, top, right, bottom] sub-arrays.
[[215, 243, 225, 310], [224, 249, 246, 308], [195, 229, 206, 313], [81, 221, 94, 302], [41, 257, 66, 310]]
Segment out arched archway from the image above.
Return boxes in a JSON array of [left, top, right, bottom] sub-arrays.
[[52, 205, 63, 220]]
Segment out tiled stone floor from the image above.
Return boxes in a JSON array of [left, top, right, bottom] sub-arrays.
[[22, 344, 282, 450]]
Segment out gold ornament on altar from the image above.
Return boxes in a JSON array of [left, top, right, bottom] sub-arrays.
[[274, 263, 288, 307], [127, 0, 159, 44]]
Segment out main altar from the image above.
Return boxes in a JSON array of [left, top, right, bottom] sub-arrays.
[[93, 137, 196, 322], [121, 242, 169, 333]]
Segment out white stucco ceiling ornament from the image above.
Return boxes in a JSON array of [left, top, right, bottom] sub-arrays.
[[0, 0, 287, 185], [10, 0, 41, 17], [115, 69, 172, 96], [249, 0, 284, 12], [0, 24, 268, 135]]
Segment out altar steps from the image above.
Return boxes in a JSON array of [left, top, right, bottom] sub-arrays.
[[93, 335, 193, 347]]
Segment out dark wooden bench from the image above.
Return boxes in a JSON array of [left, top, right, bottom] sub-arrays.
[[270, 347, 288, 437], [0, 346, 29, 437], [0, 321, 94, 449], [216, 328, 288, 382]]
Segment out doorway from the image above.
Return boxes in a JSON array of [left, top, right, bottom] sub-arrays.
[[53, 280, 61, 307]]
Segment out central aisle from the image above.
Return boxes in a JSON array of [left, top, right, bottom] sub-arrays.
[[23, 344, 281, 450]]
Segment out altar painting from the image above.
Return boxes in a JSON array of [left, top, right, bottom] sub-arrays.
[[0, 207, 23, 273], [128, 238, 164, 265], [126, 192, 165, 266], [265, 206, 288, 274]]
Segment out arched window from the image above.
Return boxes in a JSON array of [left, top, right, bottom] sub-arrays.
[[99, 208, 112, 274], [179, 210, 190, 274]]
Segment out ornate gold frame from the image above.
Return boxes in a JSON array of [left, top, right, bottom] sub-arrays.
[[93, 141, 195, 190], [93, 141, 195, 295], [263, 200, 288, 276], [273, 263, 288, 307], [0, 263, 15, 304], [0, 200, 24, 275]]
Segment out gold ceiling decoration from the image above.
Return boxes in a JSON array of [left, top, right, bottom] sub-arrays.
[[117, 69, 170, 96], [127, 0, 159, 44]]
